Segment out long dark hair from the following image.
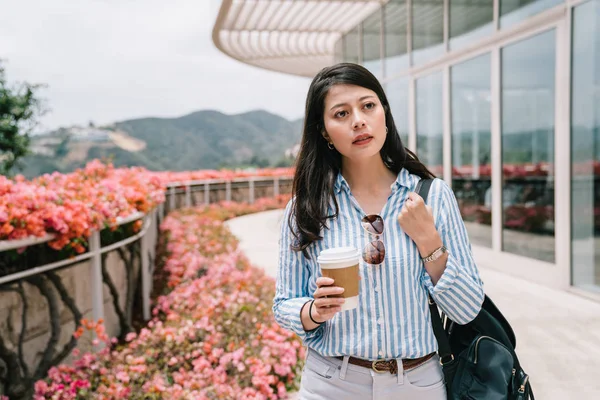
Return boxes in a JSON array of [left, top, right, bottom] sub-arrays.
[[290, 63, 434, 255]]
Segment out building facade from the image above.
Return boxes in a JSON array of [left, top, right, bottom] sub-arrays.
[[213, 0, 600, 299]]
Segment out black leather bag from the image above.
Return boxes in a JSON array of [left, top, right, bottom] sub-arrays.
[[415, 179, 534, 400]]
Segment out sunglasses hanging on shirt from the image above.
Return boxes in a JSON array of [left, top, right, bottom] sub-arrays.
[[361, 214, 385, 265]]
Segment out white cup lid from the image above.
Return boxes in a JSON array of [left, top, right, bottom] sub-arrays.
[[317, 246, 360, 263]]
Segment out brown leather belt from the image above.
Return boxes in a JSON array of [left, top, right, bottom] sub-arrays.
[[336, 352, 436, 375]]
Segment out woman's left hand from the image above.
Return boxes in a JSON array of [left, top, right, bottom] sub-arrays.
[[397, 192, 437, 245]]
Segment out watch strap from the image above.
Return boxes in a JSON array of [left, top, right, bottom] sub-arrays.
[[422, 245, 447, 263]]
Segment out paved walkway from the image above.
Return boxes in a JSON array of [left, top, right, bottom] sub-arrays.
[[226, 209, 600, 400]]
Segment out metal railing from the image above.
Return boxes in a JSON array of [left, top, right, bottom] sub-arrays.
[[0, 210, 158, 322], [0, 175, 293, 327], [162, 175, 293, 219]]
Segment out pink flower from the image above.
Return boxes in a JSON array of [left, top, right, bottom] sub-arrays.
[[168, 356, 179, 366], [125, 332, 137, 342], [116, 371, 130, 383]]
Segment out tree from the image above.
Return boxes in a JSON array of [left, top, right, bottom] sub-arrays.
[[54, 136, 70, 158], [248, 155, 269, 168], [0, 61, 45, 176], [273, 156, 295, 168]]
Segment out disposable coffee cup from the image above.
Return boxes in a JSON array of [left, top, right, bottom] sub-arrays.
[[317, 247, 360, 312]]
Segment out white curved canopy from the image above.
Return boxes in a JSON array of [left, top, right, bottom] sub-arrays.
[[212, 0, 386, 77]]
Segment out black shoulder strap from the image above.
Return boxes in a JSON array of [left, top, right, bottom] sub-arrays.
[[416, 179, 533, 398], [414, 178, 433, 203], [415, 178, 453, 363]]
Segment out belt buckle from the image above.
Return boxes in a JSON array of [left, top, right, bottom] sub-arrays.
[[371, 360, 388, 373]]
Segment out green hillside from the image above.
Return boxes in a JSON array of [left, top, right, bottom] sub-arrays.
[[20, 110, 304, 178]]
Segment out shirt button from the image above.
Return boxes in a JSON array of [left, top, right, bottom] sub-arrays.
[[378, 350, 384, 357], [378, 317, 384, 325]]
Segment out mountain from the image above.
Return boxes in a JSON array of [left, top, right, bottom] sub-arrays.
[[19, 110, 305, 178]]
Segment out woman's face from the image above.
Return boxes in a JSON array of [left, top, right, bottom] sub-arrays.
[[322, 84, 386, 161]]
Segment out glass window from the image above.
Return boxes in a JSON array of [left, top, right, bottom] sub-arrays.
[[571, 0, 600, 292], [500, 0, 563, 29], [384, 0, 409, 75], [416, 72, 443, 176], [412, 0, 444, 65], [386, 77, 409, 146], [450, 0, 494, 50], [363, 10, 382, 78], [451, 54, 492, 248], [344, 27, 359, 64], [501, 30, 555, 262]]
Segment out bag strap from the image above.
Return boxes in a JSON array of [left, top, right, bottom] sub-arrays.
[[415, 178, 454, 364], [417, 179, 533, 399]]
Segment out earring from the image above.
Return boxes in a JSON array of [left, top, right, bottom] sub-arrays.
[[328, 142, 334, 150]]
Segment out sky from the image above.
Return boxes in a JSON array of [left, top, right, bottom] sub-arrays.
[[0, 0, 311, 132]]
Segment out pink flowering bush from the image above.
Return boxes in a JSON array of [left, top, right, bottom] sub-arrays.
[[153, 168, 294, 186], [0, 160, 165, 252], [34, 194, 304, 399], [0, 159, 290, 256]]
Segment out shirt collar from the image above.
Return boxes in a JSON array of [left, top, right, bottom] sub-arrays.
[[395, 167, 416, 192], [334, 167, 415, 195], [334, 172, 350, 194]]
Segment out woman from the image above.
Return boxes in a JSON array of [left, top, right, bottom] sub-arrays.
[[273, 63, 484, 399]]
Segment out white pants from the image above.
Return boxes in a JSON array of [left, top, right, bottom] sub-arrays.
[[299, 348, 447, 400]]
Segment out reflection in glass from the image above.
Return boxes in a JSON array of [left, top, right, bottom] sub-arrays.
[[501, 30, 555, 262], [416, 72, 443, 176], [344, 27, 359, 64], [571, 0, 600, 292], [500, 0, 562, 29], [363, 10, 382, 78], [386, 77, 409, 146], [412, 0, 444, 65], [451, 54, 492, 248], [384, 0, 409, 75], [450, 0, 493, 50]]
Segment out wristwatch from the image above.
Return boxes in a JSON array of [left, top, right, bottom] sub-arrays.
[[421, 245, 448, 263]]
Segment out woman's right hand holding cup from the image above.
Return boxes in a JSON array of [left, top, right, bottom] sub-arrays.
[[311, 277, 346, 323]]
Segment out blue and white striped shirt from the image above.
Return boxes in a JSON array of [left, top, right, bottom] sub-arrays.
[[273, 168, 485, 360]]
